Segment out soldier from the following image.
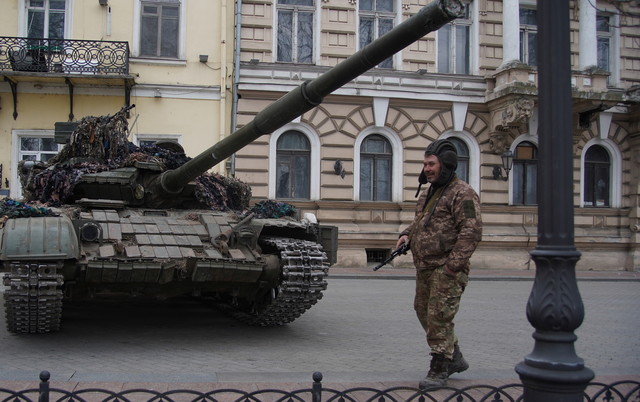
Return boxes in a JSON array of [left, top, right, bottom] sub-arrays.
[[395, 139, 482, 389]]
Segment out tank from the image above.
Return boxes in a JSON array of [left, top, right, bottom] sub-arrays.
[[0, 0, 464, 334]]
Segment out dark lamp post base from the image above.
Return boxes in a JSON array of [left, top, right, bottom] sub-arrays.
[[516, 359, 595, 402]]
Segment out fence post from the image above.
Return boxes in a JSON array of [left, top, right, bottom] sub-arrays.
[[38, 371, 50, 402], [312, 372, 323, 402]]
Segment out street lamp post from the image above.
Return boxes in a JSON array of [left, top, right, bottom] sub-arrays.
[[514, 0, 595, 401]]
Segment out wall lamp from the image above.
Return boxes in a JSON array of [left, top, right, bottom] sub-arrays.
[[493, 149, 514, 181], [334, 160, 346, 179]]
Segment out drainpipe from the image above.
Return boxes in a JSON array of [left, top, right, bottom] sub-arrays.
[[229, 0, 242, 177], [218, 0, 229, 175]]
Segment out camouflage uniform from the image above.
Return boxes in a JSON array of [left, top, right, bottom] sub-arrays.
[[400, 177, 482, 359]]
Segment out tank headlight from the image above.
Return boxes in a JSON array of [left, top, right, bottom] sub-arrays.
[[79, 222, 102, 242]]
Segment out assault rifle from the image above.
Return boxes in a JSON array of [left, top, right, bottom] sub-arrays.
[[372, 242, 409, 271]]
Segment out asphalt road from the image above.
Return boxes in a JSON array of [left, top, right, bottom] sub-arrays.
[[0, 278, 638, 384]]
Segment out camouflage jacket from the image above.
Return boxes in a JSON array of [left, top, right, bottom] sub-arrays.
[[400, 177, 482, 273]]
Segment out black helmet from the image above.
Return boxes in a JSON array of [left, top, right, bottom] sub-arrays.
[[415, 139, 458, 196]]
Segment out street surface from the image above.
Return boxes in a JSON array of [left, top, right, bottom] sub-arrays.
[[0, 278, 638, 384]]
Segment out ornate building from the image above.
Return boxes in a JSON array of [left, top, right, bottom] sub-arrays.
[[232, 0, 640, 270]]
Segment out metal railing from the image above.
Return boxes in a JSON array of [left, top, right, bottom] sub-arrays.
[[0, 371, 638, 402], [0, 36, 129, 75]]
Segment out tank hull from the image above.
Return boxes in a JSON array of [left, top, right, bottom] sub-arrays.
[[1, 207, 330, 333]]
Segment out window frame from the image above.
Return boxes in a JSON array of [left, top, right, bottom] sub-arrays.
[[596, 12, 620, 87], [444, 137, 470, 183], [509, 137, 538, 206], [519, 6, 538, 67], [275, 130, 312, 200], [437, 5, 471, 75], [358, 0, 397, 69], [353, 126, 403, 202], [134, 134, 182, 148], [10, 129, 61, 200], [269, 123, 320, 200], [133, 0, 186, 60], [19, 0, 72, 39], [582, 145, 611, 208], [441, 131, 480, 192], [359, 134, 393, 202], [276, 0, 315, 64], [580, 139, 621, 208]]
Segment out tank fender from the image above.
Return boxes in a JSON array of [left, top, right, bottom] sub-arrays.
[[0, 216, 80, 260]]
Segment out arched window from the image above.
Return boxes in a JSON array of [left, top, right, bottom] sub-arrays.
[[359, 134, 392, 201], [513, 141, 537, 205], [584, 145, 610, 207], [276, 130, 310, 199], [448, 137, 470, 183]]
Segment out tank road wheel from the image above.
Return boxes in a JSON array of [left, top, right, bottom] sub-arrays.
[[217, 237, 329, 326], [3, 261, 64, 334]]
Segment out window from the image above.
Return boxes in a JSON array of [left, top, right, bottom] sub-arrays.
[[276, 131, 311, 199], [519, 7, 537, 67], [277, 0, 314, 63], [512, 141, 537, 205], [437, 5, 470, 74], [20, 136, 60, 163], [140, 1, 180, 58], [360, 134, 392, 201], [135, 134, 181, 149], [584, 145, 610, 207], [27, 0, 66, 39], [596, 13, 619, 86], [448, 137, 469, 183], [596, 14, 611, 72], [359, 0, 394, 68]]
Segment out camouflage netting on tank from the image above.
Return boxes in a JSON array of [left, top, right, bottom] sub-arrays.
[[23, 106, 251, 211], [0, 199, 58, 219], [249, 200, 298, 219]]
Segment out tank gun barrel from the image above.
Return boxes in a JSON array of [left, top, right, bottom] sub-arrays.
[[158, 0, 465, 195]]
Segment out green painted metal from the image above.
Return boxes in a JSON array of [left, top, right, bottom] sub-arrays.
[[0, 216, 79, 260]]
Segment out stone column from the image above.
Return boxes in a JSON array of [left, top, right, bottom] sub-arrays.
[[501, 0, 520, 67], [628, 111, 640, 270], [579, 0, 597, 70]]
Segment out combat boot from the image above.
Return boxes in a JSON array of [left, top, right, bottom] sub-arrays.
[[418, 354, 450, 390], [447, 344, 469, 376]]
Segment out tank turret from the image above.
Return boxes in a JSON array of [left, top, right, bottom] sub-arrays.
[[1, 0, 464, 333]]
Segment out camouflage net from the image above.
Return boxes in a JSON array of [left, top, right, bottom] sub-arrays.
[[249, 200, 298, 219], [0, 199, 58, 219], [22, 106, 251, 211]]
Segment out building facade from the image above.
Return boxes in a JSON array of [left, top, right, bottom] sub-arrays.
[[0, 0, 235, 199], [233, 0, 640, 270]]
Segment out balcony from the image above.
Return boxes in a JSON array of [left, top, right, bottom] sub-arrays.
[[0, 36, 135, 120]]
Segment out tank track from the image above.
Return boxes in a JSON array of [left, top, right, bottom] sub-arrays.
[[3, 261, 64, 334], [216, 237, 329, 326]]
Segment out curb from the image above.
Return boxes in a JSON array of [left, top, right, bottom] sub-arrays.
[[328, 269, 640, 282]]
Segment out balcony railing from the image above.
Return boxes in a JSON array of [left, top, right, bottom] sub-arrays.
[[0, 36, 129, 75]]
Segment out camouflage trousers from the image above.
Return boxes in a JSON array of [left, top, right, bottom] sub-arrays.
[[414, 265, 468, 359]]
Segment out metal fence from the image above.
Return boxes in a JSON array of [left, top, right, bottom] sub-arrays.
[[0, 371, 638, 402], [0, 36, 129, 75]]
